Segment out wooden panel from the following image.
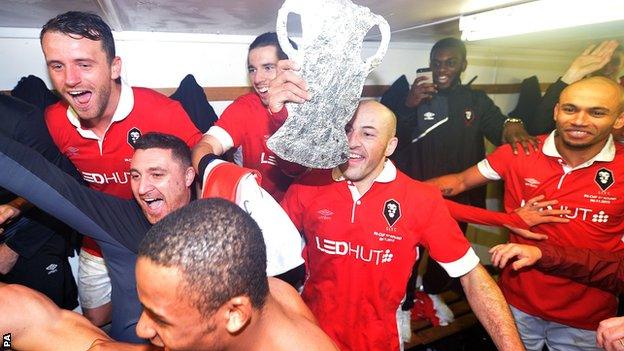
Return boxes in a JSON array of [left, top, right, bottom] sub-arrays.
[[1, 82, 552, 101]]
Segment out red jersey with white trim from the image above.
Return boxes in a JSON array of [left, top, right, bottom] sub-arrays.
[[210, 93, 299, 201], [481, 133, 624, 330], [46, 85, 202, 256], [282, 161, 478, 351]]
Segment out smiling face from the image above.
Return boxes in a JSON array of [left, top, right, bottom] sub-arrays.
[[554, 77, 624, 152], [247, 45, 279, 106], [136, 257, 223, 351], [130, 148, 194, 224], [42, 31, 121, 129], [430, 47, 466, 90], [339, 101, 398, 193]]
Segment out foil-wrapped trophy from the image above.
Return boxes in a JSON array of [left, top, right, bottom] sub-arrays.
[[267, 0, 390, 169]]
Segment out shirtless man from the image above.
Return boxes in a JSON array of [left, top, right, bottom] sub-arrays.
[[0, 199, 336, 351]]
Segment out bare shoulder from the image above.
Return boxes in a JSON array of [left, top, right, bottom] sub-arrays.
[[268, 278, 339, 351], [269, 277, 316, 323]]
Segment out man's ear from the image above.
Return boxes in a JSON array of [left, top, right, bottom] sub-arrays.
[[224, 296, 253, 334], [461, 59, 468, 73], [110, 56, 122, 80], [185, 167, 195, 187], [553, 103, 560, 123], [385, 136, 398, 157], [613, 111, 624, 130]]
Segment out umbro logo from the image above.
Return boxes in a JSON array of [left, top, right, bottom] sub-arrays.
[[317, 209, 334, 220], [524, 178, 540, 188], [45, 264, 58, 275], [423, 112, 435, 120], [66, 146, 79, 156]]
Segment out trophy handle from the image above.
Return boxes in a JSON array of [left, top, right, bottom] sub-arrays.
[[276, 0, 303, 64], [363, 14, 391, 74]]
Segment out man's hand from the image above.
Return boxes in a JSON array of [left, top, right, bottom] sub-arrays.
[[502, 121, 539, 155], [267, 60, 310, 114], [0, 204, 21, 235], [597, 317, 624, 351], [405, 76, 437, 108], [489, 243, 542, 271], [513, 194, 570, 228], [562, 40, 619, 84], [0, 244, 19, 274]]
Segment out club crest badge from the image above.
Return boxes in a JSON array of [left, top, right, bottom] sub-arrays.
[[464, 109, 474, 126], [383, 199, 401, 227], [595, 168, 614, 191], [127, 127, 142, 148]]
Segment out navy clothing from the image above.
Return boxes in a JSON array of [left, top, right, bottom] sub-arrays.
[[528, 78, 567, 135], [10, 75, 60, 113], [0, 133, 148, 342], [170, 74, 218, 133], [0, 95, 78, 309]]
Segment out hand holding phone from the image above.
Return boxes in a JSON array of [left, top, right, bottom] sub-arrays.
[[416, 68, 433, 84], [405, 68, 437, 108]]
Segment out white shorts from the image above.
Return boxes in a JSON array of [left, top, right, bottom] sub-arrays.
[[77, 249, 112, 309]]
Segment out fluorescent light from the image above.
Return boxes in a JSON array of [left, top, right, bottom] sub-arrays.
[[460, 0, 624, 41]]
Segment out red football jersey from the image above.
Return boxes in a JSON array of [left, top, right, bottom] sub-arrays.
[[479, 133, 624, 330], [46, 84, 202, 256], [209, 93, 300, 201], [282, 161, 478, 351]]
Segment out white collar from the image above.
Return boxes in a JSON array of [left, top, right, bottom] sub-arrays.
[[66, 79, 134, 138], [331, 159, 397, 183], [542, 131, 616, 165]]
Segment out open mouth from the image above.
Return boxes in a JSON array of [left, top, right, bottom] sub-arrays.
[[436, 75, 450, 84], [348, 153, 365, 164], [143, 197, 164, 212], [68, 90, 93, 108]]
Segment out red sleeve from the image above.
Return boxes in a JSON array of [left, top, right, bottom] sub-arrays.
[[484, 143, 515, 178], [536, 242, 624, 294], [419, 186, 472, 265], [162, 100, 202, 148], [215, 98, 249, 148], [268, 106, 288, 134], [280, 181, 305, 232], [444, 199, 528, 229], [44, 104, 69, 151]]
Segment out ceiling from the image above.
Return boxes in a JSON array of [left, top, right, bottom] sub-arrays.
[[2, 0, 624, 52]]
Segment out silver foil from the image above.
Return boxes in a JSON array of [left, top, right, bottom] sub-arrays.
[[267, 0, 390, 169]]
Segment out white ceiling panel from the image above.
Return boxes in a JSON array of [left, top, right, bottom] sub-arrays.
[[1, 0, 623, 52]]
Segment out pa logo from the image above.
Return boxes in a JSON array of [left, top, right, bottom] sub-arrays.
[[127, 127, 142, 148], [595, 168, 614, 191], [383, 199, 401, 227], [2, 333, 11, 349]]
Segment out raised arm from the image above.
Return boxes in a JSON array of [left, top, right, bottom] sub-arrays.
[[426, 165, 489, 197], [490, 242, 624, 294], [0, 282, 110, 351], [0, 135, 146, 252]]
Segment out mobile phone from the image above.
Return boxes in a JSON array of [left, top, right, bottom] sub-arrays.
[[416, 67, 433, 84]]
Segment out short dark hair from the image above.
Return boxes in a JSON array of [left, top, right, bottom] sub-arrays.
[[41, 11, 116, 63], [134, 132, 191, 168], [430, 37, 467, 61], [138, 198, 269, 318], [249, 32, 297, 60]]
